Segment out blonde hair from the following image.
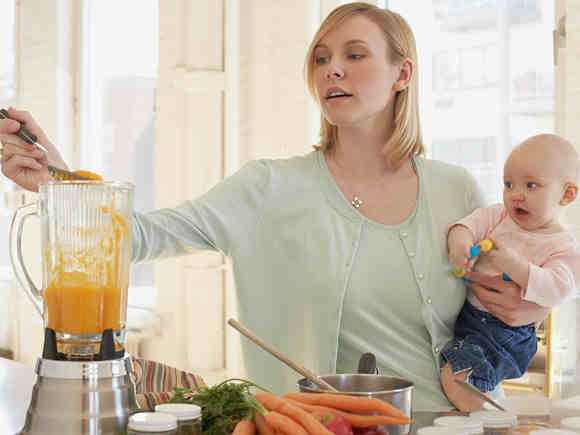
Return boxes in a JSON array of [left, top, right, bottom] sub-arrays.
[[305, 2, 424, 168]]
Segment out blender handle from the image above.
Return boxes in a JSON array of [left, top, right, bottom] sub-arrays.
[[9, 202, 43, 317]]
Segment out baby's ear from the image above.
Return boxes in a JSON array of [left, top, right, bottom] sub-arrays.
[[560, 182, 579, 205]]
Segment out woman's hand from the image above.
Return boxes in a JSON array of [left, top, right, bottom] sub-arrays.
[[465, 271, 550, 326], [0, 107, 68, 192]]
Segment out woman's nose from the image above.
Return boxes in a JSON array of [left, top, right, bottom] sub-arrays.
[[325, 63, 344, 79]]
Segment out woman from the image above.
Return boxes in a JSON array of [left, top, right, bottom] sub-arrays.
[[0, 3, 548, 411]]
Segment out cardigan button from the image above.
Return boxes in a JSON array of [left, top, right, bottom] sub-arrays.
[[417, 273, 424, 280], [408, 252, 416, 258], [400, 231, 409, 238], [426, 297, 432, 304]]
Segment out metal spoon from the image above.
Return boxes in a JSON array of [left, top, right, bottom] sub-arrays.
[[454, 379, 507, 411]]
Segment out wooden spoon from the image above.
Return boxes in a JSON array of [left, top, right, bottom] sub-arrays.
[[227, 318, 338, 392]]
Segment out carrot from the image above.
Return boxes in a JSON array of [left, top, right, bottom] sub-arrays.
[[286, 398, 411, 427], [233, 418, 257, 435], [264, 411, 309, 435], [255, 392, 332, 435], [254, 413, 276, 435], [283, 392, 410, 421]]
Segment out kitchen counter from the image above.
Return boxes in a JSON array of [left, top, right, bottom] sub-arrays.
[[0, 357, 35, 434], [0, 357, 451, 435], [0, 357, 567, 434], [0, 358, 445, 435]]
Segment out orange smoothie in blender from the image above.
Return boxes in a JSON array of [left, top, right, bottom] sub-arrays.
[[44, 205, 128, 336], [44, 271, 121, 335]]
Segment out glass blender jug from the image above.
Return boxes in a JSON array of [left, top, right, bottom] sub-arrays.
[[10, 180, 134, 360]]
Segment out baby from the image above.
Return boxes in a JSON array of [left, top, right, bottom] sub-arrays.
[[440, 134, 580, 411]]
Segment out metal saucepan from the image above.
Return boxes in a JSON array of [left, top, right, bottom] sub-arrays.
[[298, 370, 414, 434]]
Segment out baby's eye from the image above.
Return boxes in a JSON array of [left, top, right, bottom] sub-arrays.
[[527, 182, 537, 189], [504, 181, 512, 189]]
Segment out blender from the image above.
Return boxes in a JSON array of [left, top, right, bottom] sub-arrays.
[[9, 180, 139, 434]]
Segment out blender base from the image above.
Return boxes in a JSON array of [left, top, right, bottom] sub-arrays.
[[19, 353, 139, 434], [43, 327, 125, 361]]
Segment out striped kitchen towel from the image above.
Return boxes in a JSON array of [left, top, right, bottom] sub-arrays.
[[131, 357, 206, 410]]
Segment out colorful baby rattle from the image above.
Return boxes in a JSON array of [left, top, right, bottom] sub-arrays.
[[452, 239, 512, 282], [452, 239, 495, 278]]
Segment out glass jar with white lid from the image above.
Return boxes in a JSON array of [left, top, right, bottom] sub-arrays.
[[470, 410, 518, 434], [127, 412, 178, 435], [417, 426, 470, 435], [434, 416, 484, 434], [154, 403, 202, 435]]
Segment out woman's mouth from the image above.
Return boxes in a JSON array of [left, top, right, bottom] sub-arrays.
[[325, 87, 353, 101]]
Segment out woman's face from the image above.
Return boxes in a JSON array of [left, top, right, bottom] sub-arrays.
[[313, 15, 404, 128]]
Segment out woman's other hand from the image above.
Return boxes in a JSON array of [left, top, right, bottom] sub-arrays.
[[0, 108, 68, 192], [465, 271, 550, 326]]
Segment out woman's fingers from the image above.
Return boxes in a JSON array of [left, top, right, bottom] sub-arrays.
[[0, 117, 23, 135], [470, 283, 550, 326], [6, 107, 47, 141], [465, 272, 550, 326], [2, 108, 68, 170], [465, 271, 516, 292], [1, 144, 52, 192], [6, 153, 43, 171], [2, 142, 46, 161], [0, 107, 69, 192]]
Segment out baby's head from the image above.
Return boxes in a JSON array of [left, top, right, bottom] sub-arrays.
[[503, 134, 579, 232]]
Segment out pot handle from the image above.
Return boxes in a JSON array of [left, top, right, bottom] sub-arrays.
[[358, 352, 380, 375], [9, 201, 43, 317]]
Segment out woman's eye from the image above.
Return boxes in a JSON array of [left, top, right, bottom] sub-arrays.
[[527, 182, 537, 189], [348, 53, 364, 60], [315, 56, 329, 64], [504, 182, 512, 189]]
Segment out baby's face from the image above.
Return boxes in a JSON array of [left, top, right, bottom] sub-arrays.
[[503, 146, 566, 232]]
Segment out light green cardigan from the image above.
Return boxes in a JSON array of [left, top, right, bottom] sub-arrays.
[[132, 150, 484, 409]]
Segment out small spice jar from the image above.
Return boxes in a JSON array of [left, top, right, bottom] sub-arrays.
[[417, 426, 470, 435], [560, 417, 580, 433], [470, 410, 518, 434], [434, 416, 484, 434], [155, 403, 202, 435], [127, 412, 178, 435]]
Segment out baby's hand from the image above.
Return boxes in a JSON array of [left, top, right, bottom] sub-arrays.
[[449, 243, 473, 272], [448, 225, 476, 272]]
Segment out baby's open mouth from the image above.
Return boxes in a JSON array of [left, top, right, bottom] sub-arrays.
[[514, 207, 529, 216]]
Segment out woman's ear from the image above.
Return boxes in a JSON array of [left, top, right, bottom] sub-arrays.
[[393, 58, 413, 92], [560, 182, 579, 205]]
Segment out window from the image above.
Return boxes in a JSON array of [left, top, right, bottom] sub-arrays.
[[388, 0, 554, 206], [80, 0, 158, 306], [433, 45, 498, 91]]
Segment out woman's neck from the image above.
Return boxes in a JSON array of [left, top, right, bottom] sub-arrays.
[[327, 122, 408, 179]]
